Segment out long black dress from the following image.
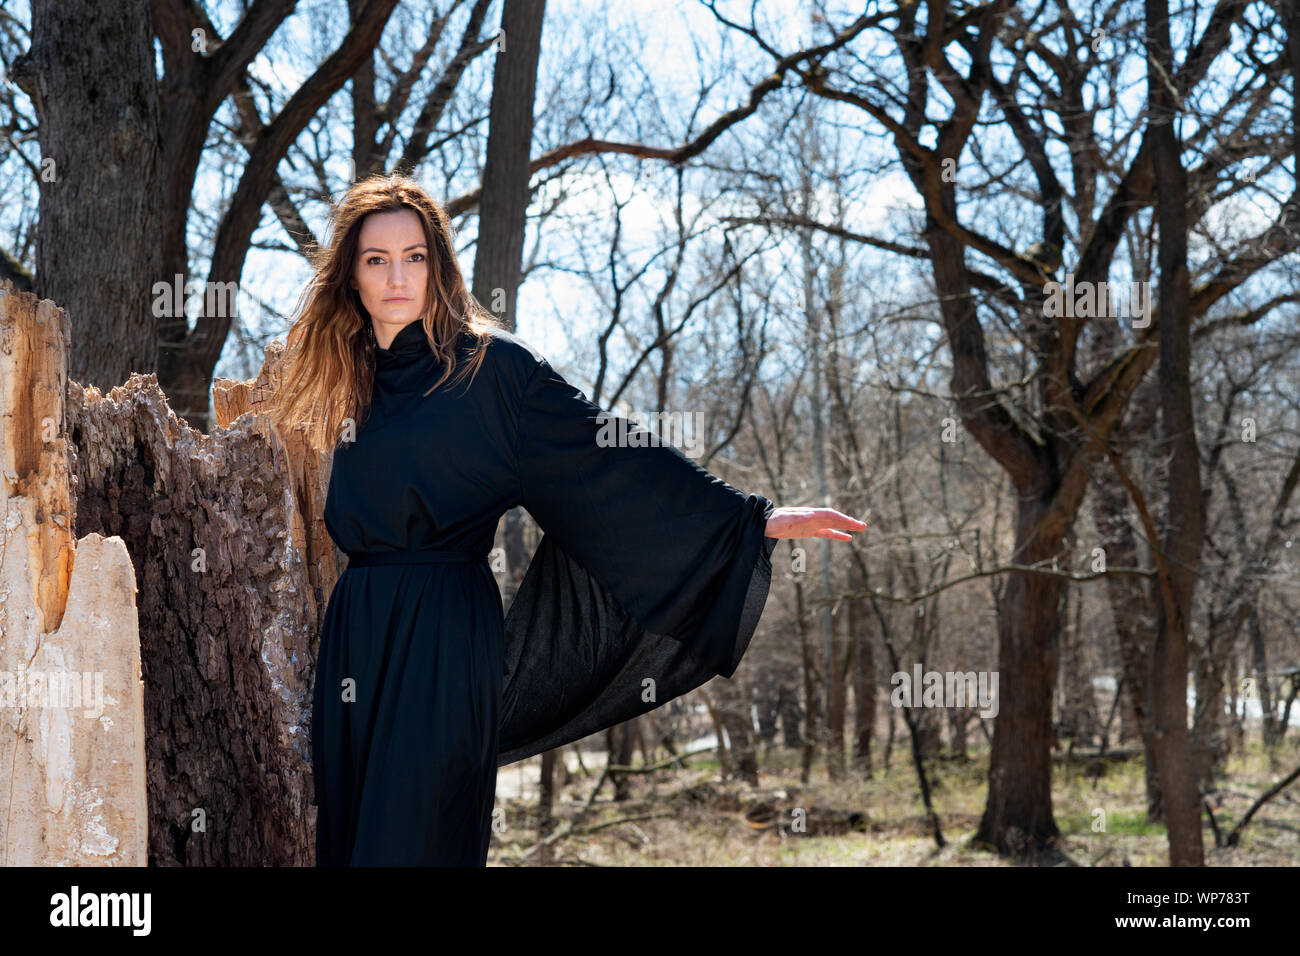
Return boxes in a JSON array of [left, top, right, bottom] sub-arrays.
[[312, 318, 778, 866]]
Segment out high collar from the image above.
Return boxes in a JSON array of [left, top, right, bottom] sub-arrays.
[[373, 319, 431, 369]]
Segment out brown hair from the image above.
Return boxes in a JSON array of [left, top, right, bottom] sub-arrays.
[[266, 172, 500, 453]]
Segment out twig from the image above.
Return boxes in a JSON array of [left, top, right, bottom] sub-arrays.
[[577, 811, 677, 835], [1226, 762, 1300, 847], [1203, 799, 1223, 848], [840, 561, 1154, 604], [605, 745, 718, 775], [511, 748, 718, 862]]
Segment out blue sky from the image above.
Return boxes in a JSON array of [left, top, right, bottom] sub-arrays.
[[1, 0, 1293, 410]]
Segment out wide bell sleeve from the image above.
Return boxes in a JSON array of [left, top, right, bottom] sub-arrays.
[[496, 356, 779, 767]]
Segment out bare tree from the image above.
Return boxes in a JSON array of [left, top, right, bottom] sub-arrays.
[[780, 0, 1288, 857]]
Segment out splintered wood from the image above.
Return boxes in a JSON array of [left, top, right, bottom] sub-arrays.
[[66, 320, 325, 866], [0, 279, 147, 865]]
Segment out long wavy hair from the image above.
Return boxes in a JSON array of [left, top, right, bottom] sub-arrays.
[[267, 172, 501, 454]]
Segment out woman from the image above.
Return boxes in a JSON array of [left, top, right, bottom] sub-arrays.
[[268, 172, 866, 866]]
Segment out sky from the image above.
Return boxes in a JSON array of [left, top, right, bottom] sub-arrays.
[[222, 0, 888, 382], [1, 0, 1293, 408]]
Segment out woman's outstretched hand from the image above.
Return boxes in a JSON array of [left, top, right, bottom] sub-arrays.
[[764, 506, 868, 541]]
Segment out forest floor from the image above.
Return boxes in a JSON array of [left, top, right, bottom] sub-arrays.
[[487, 737, 1300, 866]]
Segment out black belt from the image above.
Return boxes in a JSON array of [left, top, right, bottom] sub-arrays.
[[345, 550, 488, 567]]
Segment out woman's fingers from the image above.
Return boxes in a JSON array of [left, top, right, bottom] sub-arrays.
[[800, 508, 867, 535], [818, 507, 868, 531]]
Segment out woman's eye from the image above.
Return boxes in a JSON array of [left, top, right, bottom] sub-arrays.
[[364, 254, 421, 265]]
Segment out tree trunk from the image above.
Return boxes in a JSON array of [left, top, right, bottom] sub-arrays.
[[849, 558, 874, 772], [535, 748, 556, 863], [949, 709, 968, 761], [715, 678, 758, 786], [825, 350, 862, 777], [75, 333, 325, 865], [1249, 610, 1278, 749], [1060, 588, 1098, 748], [461, 0, 555, 829], [16, 0, 163, 392], [607, 721, 637, 801], [824, 586, 847, 777], [973, 497, 1067, 855], [471, 0, 546, 610], [1191, 639, 1229, 791], [1, 283, 320, 865], [793, 577, 818, 784], [753, 661, 781, 747], [0, 283, 149, 865], [780, 675, 806, 750], [1094, 468, 1162, 817], [702, 695, 731, 778], [1147, 0, 1205, 866]]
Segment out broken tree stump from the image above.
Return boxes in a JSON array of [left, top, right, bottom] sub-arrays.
[[3, 277, 336, 865], [0, 280, 146, 864]]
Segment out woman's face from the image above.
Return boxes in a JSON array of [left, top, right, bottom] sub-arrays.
[[350, 208, 430, 345]]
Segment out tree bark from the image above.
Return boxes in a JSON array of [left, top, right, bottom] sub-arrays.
[[849, 557, 874, 772], [462, 0, 559, 838], [714, 677, 758, 786], [1060, 587, 1098, 748], [17, 0, 163, 392], [794, 577, 819, 785], [1248, 611, 1278, 749], [470, 0, 546, 613], [1146, 0, 1206, 866], [1094, 468, 1162, 819], [973, 496, 1068, 854], [68, 334, 328, 865]]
